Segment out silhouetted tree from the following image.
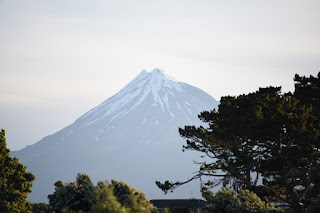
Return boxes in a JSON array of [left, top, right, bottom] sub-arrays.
[[294, 72, 320, 118], [157, 72, 320, 213], [0, 129, 35, 213]]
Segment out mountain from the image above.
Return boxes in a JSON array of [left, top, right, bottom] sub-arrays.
[[13, 68, 219, 203]]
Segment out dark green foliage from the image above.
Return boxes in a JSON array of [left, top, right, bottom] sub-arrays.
[[203, 188, 283, 213], [93, 181, 127, 213], [309, 166, 320, 195], [49, 174, 156, 213], [307, 166, 320, 213], [32, 203, 51, 213], [96, 179, 157, 213], [0, 129, 35, 213], [48, 173, 95, 213], [156, 72, 320, 213], [307, 201, 320, 213], [294, 72, 320, 118]]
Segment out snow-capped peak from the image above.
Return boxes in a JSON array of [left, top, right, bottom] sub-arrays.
[[75, 68, 217, 132], [126, 68, 174, 88], [77, 69, 182, 126], [151, 67, 163, 74], [150, 68, 177, 82]]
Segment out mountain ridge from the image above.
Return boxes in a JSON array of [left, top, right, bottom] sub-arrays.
[[13, 68, 219, 203]]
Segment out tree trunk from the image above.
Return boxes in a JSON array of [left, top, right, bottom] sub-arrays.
[[243, 169, 252, 190]]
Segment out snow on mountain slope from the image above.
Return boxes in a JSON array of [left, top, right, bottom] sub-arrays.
[[13, 68, 219, 203]]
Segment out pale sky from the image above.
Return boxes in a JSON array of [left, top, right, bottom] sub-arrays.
[[1, 0, 320, 151]]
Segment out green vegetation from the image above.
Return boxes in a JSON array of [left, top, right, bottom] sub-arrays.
[[0, 129, 35, 213], [93, 181, 128, 213], [95, 179, 157, 213], [307, 166, 320, 213], [157, 72, 320, 213], [32, 203, 51, 213], [48, 173, 157, 213], [203, 188, 283, 213], [48, 173, 95, 212]]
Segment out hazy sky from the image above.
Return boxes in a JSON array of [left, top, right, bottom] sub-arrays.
[[1, 0, 320, 151]]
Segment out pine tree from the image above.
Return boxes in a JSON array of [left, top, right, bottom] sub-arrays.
[[294, 72, 320, 118], [156, 73, 320, 213], [0, 129, 35, 213]]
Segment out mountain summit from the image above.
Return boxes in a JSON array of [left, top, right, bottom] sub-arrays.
[[14, 69, 219, 203]]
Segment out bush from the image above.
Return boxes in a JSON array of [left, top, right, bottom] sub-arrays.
[[97, 179, 157, 213], [32, 203, 51, 213], [48, 174, 95, 213], [203, 188, 283, 213], [48, 174, 156, 213]]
